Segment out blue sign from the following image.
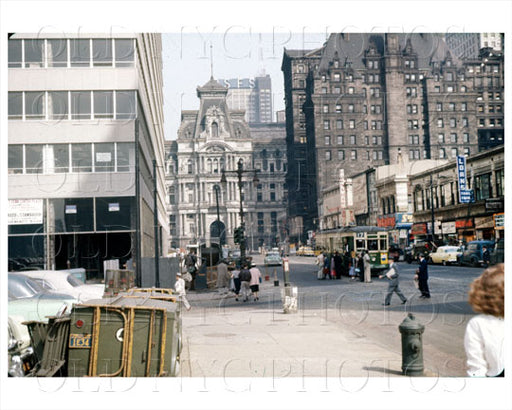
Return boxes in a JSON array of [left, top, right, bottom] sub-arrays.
[[460, 189, 474, 204], [457, 155, 469, 203]]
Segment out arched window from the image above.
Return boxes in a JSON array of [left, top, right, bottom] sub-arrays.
[[187, 159, 193, 174], [212, 122, 219, 138]]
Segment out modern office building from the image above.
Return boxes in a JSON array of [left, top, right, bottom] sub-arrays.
[[445, 33, 504, 59], [7, 33, 168, 282], [218, 74, 273, 123], [282, 33, 504, 241]]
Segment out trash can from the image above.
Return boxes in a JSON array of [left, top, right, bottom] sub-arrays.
[[67, 295, 181, 377]]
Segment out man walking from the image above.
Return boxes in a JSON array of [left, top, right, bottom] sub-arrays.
[[417, 253, 431, 299], [239, 263, 252, 302], [379, 257, 407, 306], [174, 272, 191, 311], [249, 263, 262, 301], [363, 250, 372, 283]]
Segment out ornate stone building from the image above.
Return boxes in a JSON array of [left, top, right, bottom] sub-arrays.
[[166, 77, 287, 251]]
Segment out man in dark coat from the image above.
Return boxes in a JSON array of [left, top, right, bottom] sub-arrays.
[[333, 251, 343, 279], [417, 253, 430, 299]]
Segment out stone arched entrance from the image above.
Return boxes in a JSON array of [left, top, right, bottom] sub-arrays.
[[210, 220, 226, 246]]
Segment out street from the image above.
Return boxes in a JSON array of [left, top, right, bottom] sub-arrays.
[[180, 255, 484, 378]]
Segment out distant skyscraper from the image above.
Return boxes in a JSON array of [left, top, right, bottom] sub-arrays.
[[218, 75, 273, 123], [445, 33, 503, 59]]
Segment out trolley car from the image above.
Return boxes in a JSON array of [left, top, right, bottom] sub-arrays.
[[315, 226, 389, 273]]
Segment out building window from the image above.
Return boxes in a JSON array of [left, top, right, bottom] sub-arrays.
[[92, 39, 112, 66], [349, 120, 355, 129], [496, 169, 504, 197], [70, 39, 90, 67], [323, 120, 330, 130], [72, 144, 93, 172], [475, 173, 492, 200], [462, 117, 469, 127], [336, 119, 343, 129], [8, 92, 23, 119], [94, 143, 115, 172], [351, 150, 357, 160], [337, 135, 344, 145], [324, 136, 331, 145], [450, 133, 457, 143], [438, 133, 445, 143], [437, 118, 444, 128], [335, 104, 342, 113], [71, 91, 91, 120], [325, 150, 331, 161], [322, 104, 329, 113], [350, 135, 356, 145], [257, 212, 264, 233], [25, 91, 45, 119], [24, 39, 44, 68], [24, 145, 43, 174], [463, 147, 470, 156], [451, 147, 458, 158], [49, 91, 69, 120], [463, 133, 470, 143], [8, 145, 23, 174], [461, 102, 467, 112], [337, 150, 345, 160], [94, 91, 114, 119], [47, 39, 68, 67], [117, 142, 135, 172], [115, 90, 137, 119], [439, 148, 446, 159], [8, 39, 22, 67], [115, 39, 135, 67], [348, 104, 354, 113], [450, 118, 456, 128]]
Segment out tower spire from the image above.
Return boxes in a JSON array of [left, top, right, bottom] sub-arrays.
[[210, 43, 214, 80]]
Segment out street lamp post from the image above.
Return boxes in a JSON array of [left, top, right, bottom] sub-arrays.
[[430, 174, 435, 243], [212, 184, 224, 246], [220, 158, 259, 263]]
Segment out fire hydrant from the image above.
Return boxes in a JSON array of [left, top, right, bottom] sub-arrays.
[[398, 313, 425, 376]]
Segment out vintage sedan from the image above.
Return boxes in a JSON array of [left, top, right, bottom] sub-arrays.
[[19, 270, 104, 302], [264, 251, 282, 266], [429, 246, 463, 265], [8, 273, 75, 376]]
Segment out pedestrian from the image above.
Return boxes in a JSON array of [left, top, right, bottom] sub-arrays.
[[216, 259, 231, 293], [249, 263, 262, 301], [464, 264, 504, 377], [482, 245, 490, 268], [316, 251, 325, 279], [333, 251, 343, 280], [416, 253, 430, 299], [323, 253, 332, 280], [239, 263, 252, 302], [357, 251, 364, 282], [379, 257, 407, 306], [231, 267, 241, 300], [174, 272, 191, 311], [363, 250, 372, 283], [184, 250, 198, 290], [330, 253, 336, 279]]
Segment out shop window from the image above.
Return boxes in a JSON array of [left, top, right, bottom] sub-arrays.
[[96, 197, 132, 231]]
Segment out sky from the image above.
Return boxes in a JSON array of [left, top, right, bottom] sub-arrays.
[[162, 31, 328, 140]]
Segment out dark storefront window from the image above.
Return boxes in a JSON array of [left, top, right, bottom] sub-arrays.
[[96, 197, 132, 231], [475, 173, 492, 201], [53, 198, 94, 232]]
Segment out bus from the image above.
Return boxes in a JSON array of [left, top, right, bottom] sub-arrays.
[[315, 226, 389, 273]]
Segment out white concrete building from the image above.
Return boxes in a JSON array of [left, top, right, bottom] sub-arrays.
[[8, 33, 168, 281]]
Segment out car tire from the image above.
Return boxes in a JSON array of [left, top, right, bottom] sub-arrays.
[[442, 260, 447, 266]]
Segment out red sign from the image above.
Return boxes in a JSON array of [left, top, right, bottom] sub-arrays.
[[411, 223, 427, 235], [455, 219, 473, 229], [377, 216, 396, 228]]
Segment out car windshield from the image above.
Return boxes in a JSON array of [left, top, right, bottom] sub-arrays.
[[267, 252, 280, 257], [8, 274, 46, 299]]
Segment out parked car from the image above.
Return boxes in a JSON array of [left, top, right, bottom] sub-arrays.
[[429, 246, 463, 265], [8, 273, 75, 377], [491, 238, 504, 265], [460, 240, 495, 267], [19, 270, 105, 302], [405, 241, 432, 263], [264, 251, 282, 266]]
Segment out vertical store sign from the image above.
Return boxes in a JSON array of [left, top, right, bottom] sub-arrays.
[[457, 155, 473, 203]]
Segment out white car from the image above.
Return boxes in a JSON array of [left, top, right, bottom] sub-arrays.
[[19, 270, 105, 302], [429, 246, 463, 266]]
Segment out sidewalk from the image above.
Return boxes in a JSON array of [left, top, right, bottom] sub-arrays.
[[180, 280, 467, 378]]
